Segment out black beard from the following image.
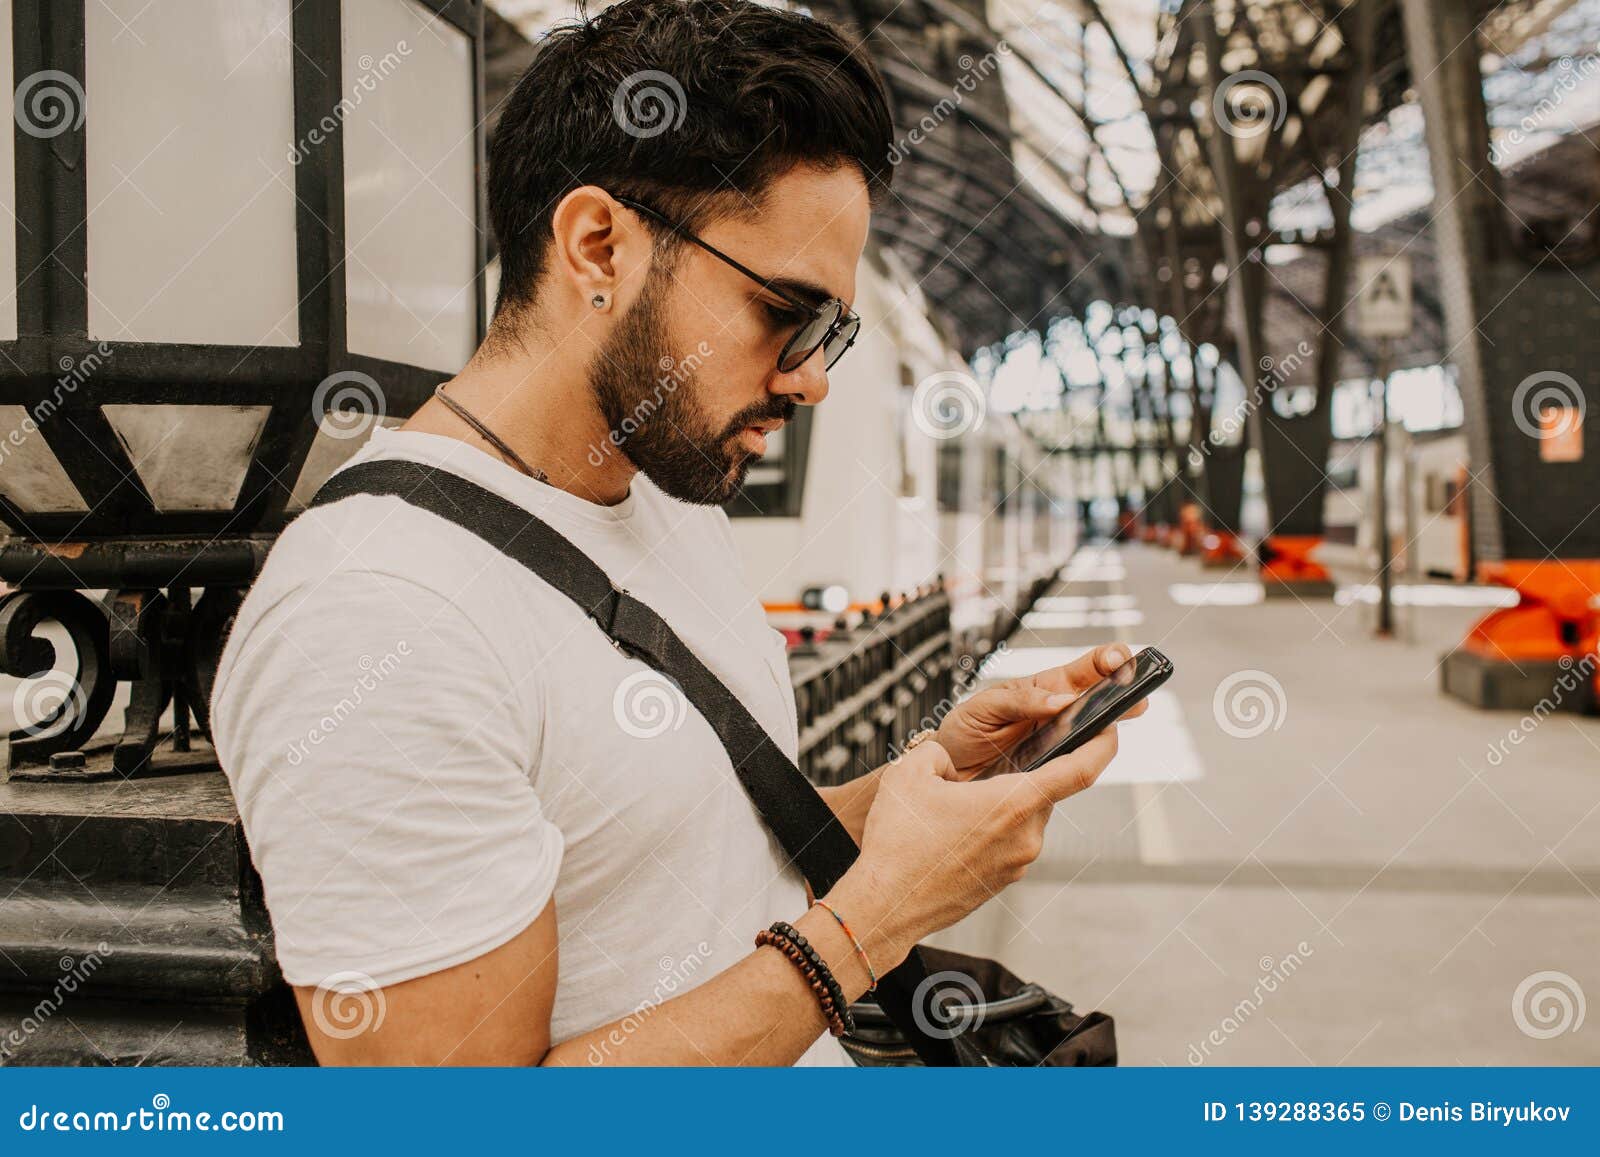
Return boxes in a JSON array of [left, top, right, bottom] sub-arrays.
[[590, 269, 795, 505]]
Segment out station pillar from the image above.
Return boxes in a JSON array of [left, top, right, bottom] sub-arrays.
[[1197, 442, 1248, 569], [1403, 0, 1600, 711]]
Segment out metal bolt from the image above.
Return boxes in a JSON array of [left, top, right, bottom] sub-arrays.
[[46, 750, 90, 779]]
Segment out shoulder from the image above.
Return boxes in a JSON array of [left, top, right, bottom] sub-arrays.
[[212, 499, 547, 762], [247, 480, 551, 652]]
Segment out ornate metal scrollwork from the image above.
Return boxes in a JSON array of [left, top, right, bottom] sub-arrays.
[[0, 585, 243, 780], [0, 589, 117, 769]]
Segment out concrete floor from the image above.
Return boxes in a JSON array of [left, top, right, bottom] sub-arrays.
[[931, 541, 1600, 1065]]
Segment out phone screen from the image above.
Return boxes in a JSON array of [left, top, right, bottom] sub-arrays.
[[990, 647, 1172, 775]]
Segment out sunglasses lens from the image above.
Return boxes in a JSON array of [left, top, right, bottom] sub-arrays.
[[822, 314, 860, 369], [778, 301, 844, 373]]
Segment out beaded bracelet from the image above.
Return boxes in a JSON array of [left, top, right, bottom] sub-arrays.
[[812, 898, 878, 993], [769, 920, 854, 1035], [756, 924, 855, 1036], [756, 928, 848, 1036]]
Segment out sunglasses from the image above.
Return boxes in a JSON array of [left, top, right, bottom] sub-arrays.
[[613, 195, 861, 374]]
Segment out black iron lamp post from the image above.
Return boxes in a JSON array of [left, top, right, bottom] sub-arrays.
[[1, 0, 487, 778], [0, 0, 486, 1065]]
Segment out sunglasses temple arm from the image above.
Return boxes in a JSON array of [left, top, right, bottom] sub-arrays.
[[619, 198, 816, 313]]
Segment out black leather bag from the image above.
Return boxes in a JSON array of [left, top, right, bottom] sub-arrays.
[[841, 946, 1116, 1066], [311, 459, 1116, 1068]]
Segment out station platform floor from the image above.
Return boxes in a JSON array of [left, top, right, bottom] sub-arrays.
[[933, 541, 1600, 1065]]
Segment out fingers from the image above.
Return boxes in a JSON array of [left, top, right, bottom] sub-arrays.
[[1019, 726, 1120, 805], [1025, 643, 1133, 696], [993, 683, 1076, 721], [1089, 642, 1134, 676]]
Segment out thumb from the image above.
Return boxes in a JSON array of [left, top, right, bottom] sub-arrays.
[[905, 737, 959, 780]]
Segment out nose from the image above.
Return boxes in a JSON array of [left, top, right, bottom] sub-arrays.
[[772, 347, 830, 406]]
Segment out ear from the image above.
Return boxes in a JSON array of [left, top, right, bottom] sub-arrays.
[[546, 186, 654, 317]]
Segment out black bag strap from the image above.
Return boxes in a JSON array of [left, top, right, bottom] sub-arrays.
[[308, 458, 962, 1066]]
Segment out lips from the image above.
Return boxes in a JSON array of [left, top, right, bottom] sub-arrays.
[[733, 417, 784, 457], [740, 426, 770, 455]]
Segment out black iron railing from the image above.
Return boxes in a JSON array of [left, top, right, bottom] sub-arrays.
[[788, 570, 1060, 786]]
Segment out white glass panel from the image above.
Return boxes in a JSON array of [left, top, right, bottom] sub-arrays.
[[104, 404, 270, 511], [85, 0, 298, 346], [285, 413, 403, 511], [343, 0, 477, 373], [0, 0, 15, 342], [0, 406, 88, 512]]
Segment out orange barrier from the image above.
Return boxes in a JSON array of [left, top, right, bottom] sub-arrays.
[[1200, 530, 1246, 567], [1443, 559, 1600, 710], [1462, 560, 1600, 666], [763, 593, 908, 616], [1259, 534, 1331, 585], [1174, 503, 1204, 556]]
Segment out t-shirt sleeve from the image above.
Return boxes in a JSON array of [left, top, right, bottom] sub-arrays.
[[211, 569, 562, 990]]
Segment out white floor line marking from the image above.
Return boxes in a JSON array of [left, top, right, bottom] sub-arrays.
[[1131, 782, 1180, 864]]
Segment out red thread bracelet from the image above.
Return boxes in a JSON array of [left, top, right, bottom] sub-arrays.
[[812, 898, 878, 993]]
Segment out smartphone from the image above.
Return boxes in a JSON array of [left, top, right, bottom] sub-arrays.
[[989, 646, 1174, 776]]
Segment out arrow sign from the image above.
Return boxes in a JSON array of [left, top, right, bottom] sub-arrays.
[[1354, 254, 1413, 338]]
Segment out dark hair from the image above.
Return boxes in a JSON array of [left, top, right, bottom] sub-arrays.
[[487, 0, 894, 320]]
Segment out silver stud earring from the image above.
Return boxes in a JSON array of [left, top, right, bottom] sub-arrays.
[[591, 293, 607, 309]]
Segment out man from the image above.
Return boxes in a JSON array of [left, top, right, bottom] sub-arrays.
[[212, 0, 1141, 1065]]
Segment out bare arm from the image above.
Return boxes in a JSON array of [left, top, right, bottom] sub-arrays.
[[295, 869, 901, 1067], [298, 708, 1129, 1066], [815, 771, 881, 845]]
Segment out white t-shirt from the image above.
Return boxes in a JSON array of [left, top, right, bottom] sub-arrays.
[[211, 426, 849, 1066]]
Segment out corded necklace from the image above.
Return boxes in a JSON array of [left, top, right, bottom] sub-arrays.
[[433, 383, 549, 485]]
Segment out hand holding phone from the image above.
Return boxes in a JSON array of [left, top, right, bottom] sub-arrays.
[[987, 646, 1173, 776]]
